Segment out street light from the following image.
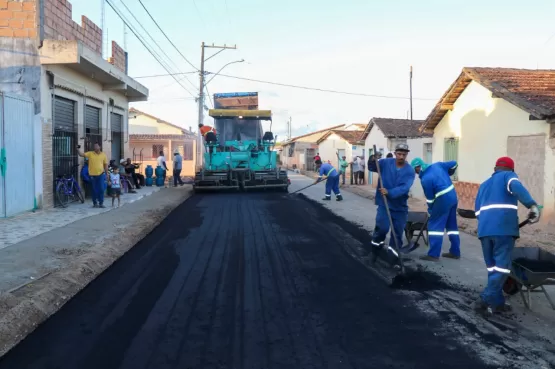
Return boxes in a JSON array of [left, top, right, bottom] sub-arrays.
[[205, 59, 245, 86]]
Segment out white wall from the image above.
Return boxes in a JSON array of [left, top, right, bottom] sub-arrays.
[[432, 80, 554, 215], [318, 133, 349, 169], [364, 125, 388, 155], [129, 114, 183, 135]]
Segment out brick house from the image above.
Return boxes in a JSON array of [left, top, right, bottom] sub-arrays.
[[421, 67, 555, 222], [0, 0, 148, 214], [129, 108, 197, 178]]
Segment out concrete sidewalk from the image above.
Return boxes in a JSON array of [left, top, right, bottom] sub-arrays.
[[0, 185, 166, 250], [288, 172, 555, 347], [0, 186, 193, 357]]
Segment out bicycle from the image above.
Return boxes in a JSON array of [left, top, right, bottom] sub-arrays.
[[55, 164, 85, 208]]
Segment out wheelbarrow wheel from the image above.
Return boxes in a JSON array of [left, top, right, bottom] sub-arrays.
[[503, 276, 521, 296]]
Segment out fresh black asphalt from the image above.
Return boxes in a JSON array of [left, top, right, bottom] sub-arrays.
[[0, 192, 496, 369]]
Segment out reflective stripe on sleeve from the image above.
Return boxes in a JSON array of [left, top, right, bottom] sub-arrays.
[[507, 178, 519, 194], [475, 204, 518, 216]]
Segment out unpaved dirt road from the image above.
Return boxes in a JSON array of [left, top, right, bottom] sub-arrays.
[[0, 193, 499, 369]]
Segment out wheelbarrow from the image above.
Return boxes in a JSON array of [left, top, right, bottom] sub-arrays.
[[503, 247, 555, 311], [400, 211, 429, 254]]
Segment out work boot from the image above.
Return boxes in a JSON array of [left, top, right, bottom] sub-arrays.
[[99, 204, 106, 209], [472, 298, 488, 312], [336, 195, 343, 201], [322, 196, 331, 201], [420, 255, 439, 262], [92, 203, 98, 208], [493, 302, 512, 313], [442, 252, 461, 260]]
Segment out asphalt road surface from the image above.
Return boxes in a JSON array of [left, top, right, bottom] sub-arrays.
[[0, 193, 495, 369]]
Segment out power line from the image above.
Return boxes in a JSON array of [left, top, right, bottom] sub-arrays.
[[118, 0, 197, 91], [133, 71, 197, 79], [137, 0, 199, 71], [106, 0, 197, 97], [211, 73, 439, 101]]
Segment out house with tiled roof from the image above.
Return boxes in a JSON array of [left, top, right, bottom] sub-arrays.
[[128, 108, 197, 177], [316, 126, 367, 175], [421, 67, 555, 221], [360, 117, 432, 198], [280, 124, 345, 171]]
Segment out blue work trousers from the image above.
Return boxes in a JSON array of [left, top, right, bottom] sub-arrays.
[[90, 175, 105, 205], [480, 236, 515, 308], [325, 175, 340, 197], [371, 206, 407, 256], [427, 200, 461, 258]]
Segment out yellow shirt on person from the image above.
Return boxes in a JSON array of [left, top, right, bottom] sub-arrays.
[[84, 151, 108, 176]]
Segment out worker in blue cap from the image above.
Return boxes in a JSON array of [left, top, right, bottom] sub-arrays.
[[367, 143, 415, 261], [411, 157, 460, 262], [314, 159, 343, 201], [473, 156, 541, 314]]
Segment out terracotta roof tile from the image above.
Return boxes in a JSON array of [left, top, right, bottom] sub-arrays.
[[361, 118, 429, 140], [330, 130, 365, 144], [129, 134, 196, 141]]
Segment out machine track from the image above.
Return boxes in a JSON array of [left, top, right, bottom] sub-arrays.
[[0, 193, 495, 369]]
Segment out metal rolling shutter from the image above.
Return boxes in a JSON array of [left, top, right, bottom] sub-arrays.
[[85, 105, 100, 132], [111, 112, 123, 132], [54, 96, 75, 131]]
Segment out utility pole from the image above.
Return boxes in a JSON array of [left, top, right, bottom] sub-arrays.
[[197, 42, 238, 169], [409, 65, 413, 120], [287, 117, 292, 140]]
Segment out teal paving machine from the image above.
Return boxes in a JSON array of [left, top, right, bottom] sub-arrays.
[[193, 108, 289, 193]]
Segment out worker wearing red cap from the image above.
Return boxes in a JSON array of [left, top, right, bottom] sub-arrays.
[[473, 156, 541, 314]]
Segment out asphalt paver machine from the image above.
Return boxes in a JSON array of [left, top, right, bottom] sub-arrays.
[[193, 109, 289, 193]]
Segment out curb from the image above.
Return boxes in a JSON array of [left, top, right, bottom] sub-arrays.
[[0, 188, 193, 358]]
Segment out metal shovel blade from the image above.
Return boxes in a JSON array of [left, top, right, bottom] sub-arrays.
[[400, 241, 421, 254]]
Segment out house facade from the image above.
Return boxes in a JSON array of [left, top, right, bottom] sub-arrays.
[[316, 125, 366, 174], [421, 67, 555, 221], [0, 0, 148, 214], [361, 117, 432, 199], [280, 124, 344, 171], [129, 108, 197, 177]]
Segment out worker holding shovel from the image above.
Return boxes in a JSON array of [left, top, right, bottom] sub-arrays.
[[367, 144, 415, 263], [314, 159, 343, 201], [410, 157, 461, 262], [473, 156, 541, 314]]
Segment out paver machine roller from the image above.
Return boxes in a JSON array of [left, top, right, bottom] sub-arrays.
[[193, 109, 289, 193]]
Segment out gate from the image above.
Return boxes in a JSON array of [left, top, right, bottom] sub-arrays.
[[0, 92, 35, 217], [85, 105, 101, 152], [305, 148, 315, 172], [53, 96, 78, 204], [111, 112, 123, 161]]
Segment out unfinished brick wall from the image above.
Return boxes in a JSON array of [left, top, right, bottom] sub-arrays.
[[43, 0, 102, 55], [454, 181, 479, 210], [0, 1, 37, 38], [109, 40, 126, 73]]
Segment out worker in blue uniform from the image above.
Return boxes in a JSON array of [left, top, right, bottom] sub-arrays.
[[411, 157, 460, 262], [314, 159, 343, 201], [473, 156, 541, 314], [368, 144, 415, 261]]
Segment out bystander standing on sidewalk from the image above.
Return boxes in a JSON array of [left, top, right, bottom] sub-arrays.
[[351, 156, 360, 184], [157, 150, 168, 186], [336, 151, 349, 185], [77, 143, 108, 208], [173, 150, 185, 187], [108, 166, 122, 207]]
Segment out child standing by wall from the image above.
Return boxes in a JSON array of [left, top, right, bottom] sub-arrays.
[[108, 166, 122, 208]]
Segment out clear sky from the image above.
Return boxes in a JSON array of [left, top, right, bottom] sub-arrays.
[[71, 0, 555, 139]]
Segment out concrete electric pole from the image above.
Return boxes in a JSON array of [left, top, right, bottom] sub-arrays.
[[409, 65, 413, 120], [197, 42, 238, 169]]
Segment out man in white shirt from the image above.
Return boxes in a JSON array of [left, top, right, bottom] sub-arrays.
[[156, 150, 168, 185]]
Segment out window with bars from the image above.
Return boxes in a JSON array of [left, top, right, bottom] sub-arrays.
[[152, 144, 164, 159], [183, 141, 194, 160]]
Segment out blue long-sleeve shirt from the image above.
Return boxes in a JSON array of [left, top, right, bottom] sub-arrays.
[[475, 170, 537, 238], [318, 163, 339, 178], [369, 158, 415, 212], [419, 161, 458, 213]]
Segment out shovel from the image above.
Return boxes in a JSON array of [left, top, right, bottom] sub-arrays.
[[288, 177, 328, 195], [400, 217, 429, 254]]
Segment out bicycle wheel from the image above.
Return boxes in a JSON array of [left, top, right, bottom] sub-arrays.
[[55, 182, 69, 208], [73, 181, 85, 203]]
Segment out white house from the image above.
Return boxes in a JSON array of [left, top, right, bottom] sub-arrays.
[[316, 126, 366, 170], [421, 67, 555, 222], [360, 117, 432, 199]]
